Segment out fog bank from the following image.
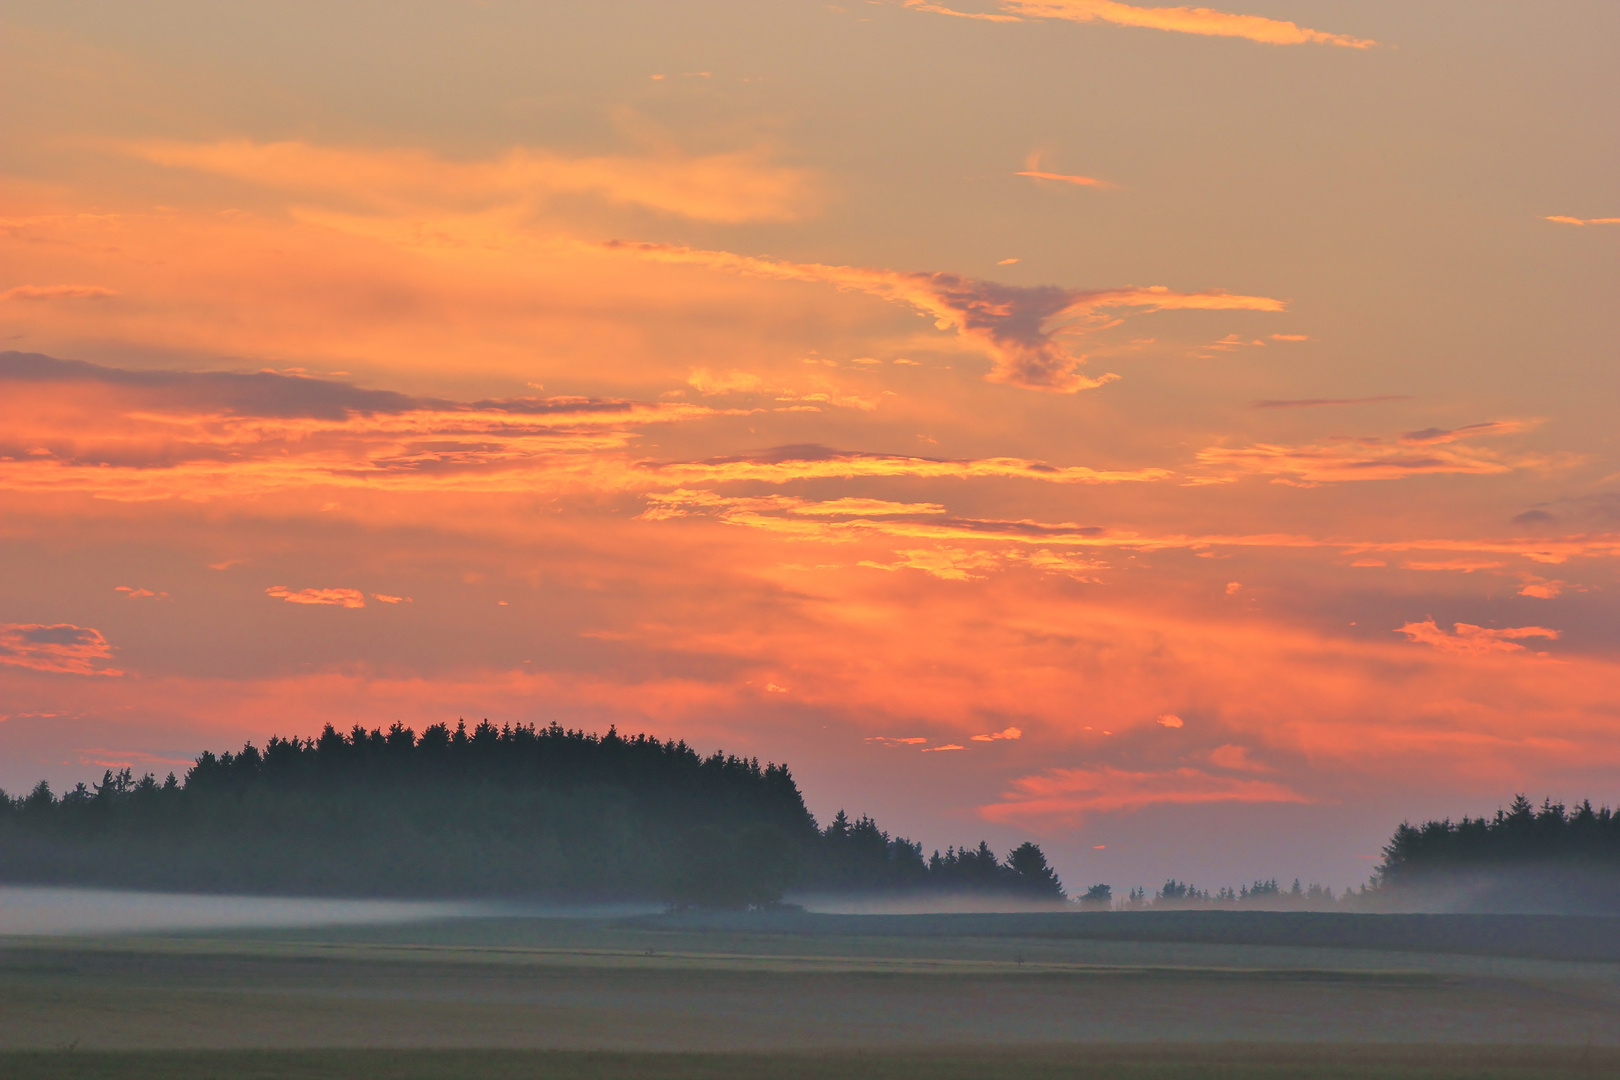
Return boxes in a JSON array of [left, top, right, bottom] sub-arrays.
[[0, 886, 656, 936]]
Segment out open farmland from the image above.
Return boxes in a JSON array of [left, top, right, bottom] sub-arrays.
[[3, 910, 1619, 1078]]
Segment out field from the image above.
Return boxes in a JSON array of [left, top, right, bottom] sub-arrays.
[[3, 908, 1619, 1078]]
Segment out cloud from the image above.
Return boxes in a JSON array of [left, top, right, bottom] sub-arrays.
[[1208, 744, 1266, 771], [907, 0, 1374, 48], [0, 623, 123, 676], [1015, 152, 1115, 189], [1016, 169, 1114, 188], [1545, 216, 1620, 226], [859, 547, 1006, 581], [792, 497, 948, 516], [921, 743, 966, 752], [0, 352, 718, 501], [1254, 395, 1409, 409], [266, 586, 367, 608], [867, 735, 929, 746], [644, 444, 1170, 485], [0, 285, 117, 301], [1401, 559, 1503, 573], [982, 765, 1308, 825], [1156, 714, 1184, 727], [1396, 619, 1559, 656], [901, 0, 1021, 21], [121, 138, 823, 224], [1399, 421, 1525, 446], [603, 241, 1284, 392], [1195, 420, 1550, 484], [1518, 580, 1564, 600], [644, 487, 1620, 574], [971, 726, 1023, 741], [687, 368, 767, 395], [371, 593, 412, 604]]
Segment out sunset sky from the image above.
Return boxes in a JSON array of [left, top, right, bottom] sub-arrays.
[[2, 0, 1617, 893]]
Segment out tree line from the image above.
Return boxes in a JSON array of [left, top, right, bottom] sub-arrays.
[[0, 720, 1064, 906], [1077, 794, 1620, 912]]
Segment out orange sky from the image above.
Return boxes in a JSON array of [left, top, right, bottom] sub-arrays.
[[2, 0, 1617, 892]]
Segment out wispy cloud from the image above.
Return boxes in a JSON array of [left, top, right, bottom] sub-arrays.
[[1015, 150, 1115, 189], [265, 586, 367, 608], [1016, 169, 1113, 187], [1396, 619, 1559, 657], [121, 138, 823, 224], [1545, 216, 1620, 226], [643, 444, 1171, 485], [605, 240, 1283, 392], [972, 726, 1023, 741], [906, 0, 1374, 48], [1254, 395, 1410, 409], [0, 352, 718, 501], [0, 623, 123, 676], [1, 284, 117, 301], [1195, 421, 1552, 485], [982, 765, 1307, 825]]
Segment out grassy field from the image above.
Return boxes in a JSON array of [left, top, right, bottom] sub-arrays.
[[4, 1046, 1620, 1080], [3, 910, 1618, 1076]]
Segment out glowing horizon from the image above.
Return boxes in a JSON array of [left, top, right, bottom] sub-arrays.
[[1, 0, 1616, 892]]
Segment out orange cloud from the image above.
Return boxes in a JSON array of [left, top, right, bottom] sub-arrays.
[[604, 240, 1284, 392], [1195, 421, 1551, 484], [1016, 169, 1113, 187], [1016, 149, 1117, 189], [644, 487, 1620, 575], [0, 623, 123, 676], [972, 726, 1023, 741], [901, 0, 1021, 22], [983, 766, 1308, 825], [644, 445, 1171, 486], [1395, 619, 1559, 657], [1254, 395, 1408, 409], [266, 586, 367, 608], [909, 0, 1374, 47], [1, 284, 117, 301], [371, 594, 412, 604], [0, 353, 721, 502], [121, 138, 823, 224], [1545, 216, 1620, 226]]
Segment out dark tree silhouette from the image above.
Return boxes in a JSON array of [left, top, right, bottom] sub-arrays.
[[0, 720, 1067, 906]]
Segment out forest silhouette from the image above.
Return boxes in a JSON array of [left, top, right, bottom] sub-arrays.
[[0, 721, 1065, 906]]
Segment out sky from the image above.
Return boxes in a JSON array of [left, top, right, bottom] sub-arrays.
[[1, 0, 1617, 895]]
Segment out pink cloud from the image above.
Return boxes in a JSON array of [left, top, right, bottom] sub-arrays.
[[983, 765, 1307, 825], [971, 726, 1023, 741], [266, 586, 367, 609], [0, 623, 123, 676], [1395, 619, 1559, 656], [908, 0, 1375, 48]]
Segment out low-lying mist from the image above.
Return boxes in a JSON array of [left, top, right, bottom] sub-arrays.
[[0, 885, 658, 936]]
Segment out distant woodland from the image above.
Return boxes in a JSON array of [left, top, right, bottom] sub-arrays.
[[0, 721, 1065, 906]]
